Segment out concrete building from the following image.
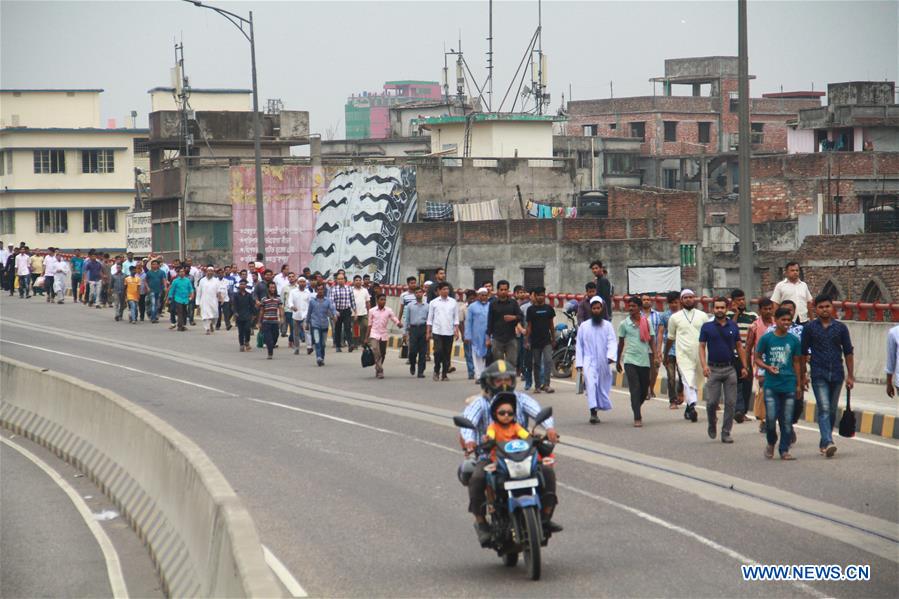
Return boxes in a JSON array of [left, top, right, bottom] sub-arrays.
[[345, 81, 442, 139], [419, 113, 563, 158], [146, 87, 310, 261], [0, 89, 147, 251], [553, 135, 643, 189], [567, 57, 822, 191]]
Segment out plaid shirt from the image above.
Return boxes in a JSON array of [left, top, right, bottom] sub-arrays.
[[329, 284, 356, 311]]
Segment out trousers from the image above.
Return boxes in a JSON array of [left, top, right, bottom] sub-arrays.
[[624, 363, 650, 420], [705, 364, 737, 436], [432, 334, 453, 377]]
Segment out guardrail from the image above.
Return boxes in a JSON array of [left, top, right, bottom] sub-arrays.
[[377, 284, 898, 322], [0, 358, 282, 598]]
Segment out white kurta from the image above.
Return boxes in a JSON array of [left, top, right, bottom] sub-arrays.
[[666, 308, 708, 389], [196, 277, 221, 320], [576, 319, 618, 410]]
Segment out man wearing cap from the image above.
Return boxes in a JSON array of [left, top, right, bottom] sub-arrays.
[[465, 288, 491, 379], [664, 289, 708, 423], [196, 267, 221, 334], [287, 276, 313, 355], [576, 296, 618, 424]]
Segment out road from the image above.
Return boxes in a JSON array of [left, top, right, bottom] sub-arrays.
[[1, 295, 897, 597]]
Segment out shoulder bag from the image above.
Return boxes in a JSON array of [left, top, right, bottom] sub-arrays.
[[838, 388, 856, 438]]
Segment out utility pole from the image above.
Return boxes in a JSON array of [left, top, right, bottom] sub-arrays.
[[487, 0, 493, 111], [737, 0, 753, 296]]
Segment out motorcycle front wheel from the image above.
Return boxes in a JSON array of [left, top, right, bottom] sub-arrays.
[[521, 506, 542, 580], [502, 552, 519, 567], [551, 347, 574, 379]]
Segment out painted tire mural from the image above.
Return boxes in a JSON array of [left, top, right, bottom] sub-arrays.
[[308, 166, 417, 283]]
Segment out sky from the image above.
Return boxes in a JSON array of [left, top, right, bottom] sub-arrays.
[[2, 0, 897, 138]]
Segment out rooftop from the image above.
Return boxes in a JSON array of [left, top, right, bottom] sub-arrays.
[[0, 127, 149, 134], [384, 80, 439, 86], [0, 88, 104, 93], [762, 91, 826, 99], [147, 87, 252, 94], [417, 113, 564, 128]]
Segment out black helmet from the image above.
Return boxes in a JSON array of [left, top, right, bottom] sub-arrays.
[[457, 457, 477, 486], [489, 391, 518, 421], [480, 360, 517, 395]]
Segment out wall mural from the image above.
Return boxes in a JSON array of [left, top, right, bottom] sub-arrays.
[[230, 165, 318, 269], [308, 166, 417, 282]]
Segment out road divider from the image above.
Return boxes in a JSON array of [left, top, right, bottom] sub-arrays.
[[0, 357, 283, 598]]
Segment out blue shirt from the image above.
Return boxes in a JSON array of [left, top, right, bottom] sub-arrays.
[[801, 319, 853, 382], [71, 256, 85, 275], [757, 331, 802, 393], [306, 296, 337, 329], [167, 277, 193, 304], [699, 319, 741, 364], [658, 309, 676, 356], [83, 259, 102, 282], [403, 301, 429, 327], [465, 300, 491, 358], [886, 325, 899, 386]]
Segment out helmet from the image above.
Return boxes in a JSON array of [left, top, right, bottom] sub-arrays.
[[457, 457, 477, 486], [479, 360, 517, 395], [565, 299, 579, 314], [489, 391, 518, 421]]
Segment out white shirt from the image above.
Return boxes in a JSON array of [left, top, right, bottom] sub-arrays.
[[886, 325, 899, 387], [273, 272, 289, 295], [15, 253, 30, 276], [43, 255, 59, 276], [55, 260, 70, 277], [0, 248, 10, 265], [771, 278, 813, 322], [427, 296, 459, 336], [352, 287, 370, 316], [287, 286, 313, 318], [217, 278, 230, 302]]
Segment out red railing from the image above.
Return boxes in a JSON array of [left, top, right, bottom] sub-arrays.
[[380, 284, 898, 322]]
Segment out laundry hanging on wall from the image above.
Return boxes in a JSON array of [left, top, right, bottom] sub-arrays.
[[424, 201, 454, 221], [454, 199, 503, 222], [525, 200, 577, 219]]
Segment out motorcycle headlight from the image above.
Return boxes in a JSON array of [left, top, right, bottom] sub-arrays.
[[504, 458, 533, 479]]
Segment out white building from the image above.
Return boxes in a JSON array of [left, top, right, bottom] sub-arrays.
[[0, 89, 147, 251], [417, 113, 563, 158]]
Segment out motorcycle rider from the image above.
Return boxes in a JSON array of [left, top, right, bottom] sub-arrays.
[[458, 360, 562, 545]]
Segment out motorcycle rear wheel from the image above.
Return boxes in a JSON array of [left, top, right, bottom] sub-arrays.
[[552, 348, 574, 379], [521, 506, 542, 580]]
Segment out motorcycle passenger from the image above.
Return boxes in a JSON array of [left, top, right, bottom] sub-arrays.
[[486, 395, 530, 459], [458, 360, 562, 545]]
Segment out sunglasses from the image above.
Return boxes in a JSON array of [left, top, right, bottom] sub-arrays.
[[496, 409, 514, 417]]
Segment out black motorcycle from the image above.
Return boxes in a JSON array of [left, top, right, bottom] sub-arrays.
[[454, 405, 555, 580], [551, 309, 578, 379]]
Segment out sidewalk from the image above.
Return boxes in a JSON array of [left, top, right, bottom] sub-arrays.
[[383, 334, 899, 441]]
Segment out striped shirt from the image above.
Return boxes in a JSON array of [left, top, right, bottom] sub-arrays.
[[260, 297, 282, 323], [459, 392, 556, 446], [329, 284, 356, 311]]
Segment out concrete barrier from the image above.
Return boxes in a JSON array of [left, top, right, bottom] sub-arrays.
[[0, 358, 282, 598]]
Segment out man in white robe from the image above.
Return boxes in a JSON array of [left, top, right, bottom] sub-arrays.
[[576, 296, 618, 424], [664, 289, 708, 423], [196, 267, 221, 334]]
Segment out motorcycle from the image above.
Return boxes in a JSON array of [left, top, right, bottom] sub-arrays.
[[551, 309, 578, 379], [454, 404, 555, 581]]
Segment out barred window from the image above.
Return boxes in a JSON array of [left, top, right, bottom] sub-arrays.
[[82, 149, 115, 173], [83, 208, 117, 233], [34, 149, 66, 174], [0, 210, 14, 235], [36, 209, 68, 233]]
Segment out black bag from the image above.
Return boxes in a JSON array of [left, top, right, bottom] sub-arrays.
[[838, 388, 856, 438], [484, 348, 495, 366], [361, 344, 375, 368], [400, 340, 408, 359]]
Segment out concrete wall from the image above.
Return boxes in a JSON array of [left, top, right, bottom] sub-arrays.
[[149, 90, 253, 112], [0, 358, 282, 598], [1, 90, 100, 128], [430, 121, 555, 158], [843, 321, 894, 383]]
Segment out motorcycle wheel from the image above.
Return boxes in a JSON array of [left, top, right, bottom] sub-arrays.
[[502, 552, 519, 568], [521, 506, 542, 581], [551, 348, 573, 379]]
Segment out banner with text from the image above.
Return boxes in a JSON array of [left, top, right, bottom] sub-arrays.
[[125, 211, 152, 255]]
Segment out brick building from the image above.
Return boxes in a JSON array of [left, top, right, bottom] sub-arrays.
[[566, 56, 822, 192]]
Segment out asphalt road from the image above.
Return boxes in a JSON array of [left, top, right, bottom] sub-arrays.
[[1, 295, 897, 597]]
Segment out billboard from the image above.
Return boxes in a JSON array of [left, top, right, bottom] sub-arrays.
[[125, 211, 152, 255]]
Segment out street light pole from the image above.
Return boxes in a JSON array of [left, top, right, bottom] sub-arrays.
[[183, 0, 266, 261], [737, 0, 753, 297]]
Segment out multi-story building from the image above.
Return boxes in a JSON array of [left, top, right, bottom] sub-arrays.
[[0, 89, 147, 251], [567, 57, 823, 191], [345, 81, 442, 139]]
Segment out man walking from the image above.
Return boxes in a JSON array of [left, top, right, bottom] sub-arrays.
[[70, 249, 84, 303], [329, 272, 356, 352], [771, 261, 814, 324], [486, 280, 522, 366], [699, 297, 748, 443], [617, 296, 656, 427], [15, 246, 31, 298], [526, 287, 556, 395], [577, 297, 618, 424], [233, 280, 255, 351], [42, 247, 58, 303], [747, 298, 776, 430], [801, 294, 854, 458], [167, 268, 194, 331], [306, 283, 337, 366], [144, 260, 167, 323], [110, 262, 126, 321], [664, 289, 707, 423], [464, 288, 491, 380], [352, 275, 371, 351], [641, 293, 663, 401], [196, 267, 220, 334], [427, 267, 453, 303], [727, 289, 758, 422], [427, 281, 459, 381], [287, 277, 313, 355], [403, 287, 430, 378], [366, 293, 402, 379], [590, 260, 613, 320], [887, 323, 899, 399], [124, 266, 142, 323], [460, 289, 477, 380], [756, 307, 804, 460]]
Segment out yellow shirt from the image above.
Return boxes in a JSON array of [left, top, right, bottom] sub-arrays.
[[30, 255, 43, 274], [125, 276, 141, 301]]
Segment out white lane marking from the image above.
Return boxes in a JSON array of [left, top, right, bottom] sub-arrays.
[[244, 400, 825, 598], [1, 340, 238, 397], [2, 437, 130, 599], [262, 545, 307, 598]]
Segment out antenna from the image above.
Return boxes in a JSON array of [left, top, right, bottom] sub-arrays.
[[487, 0, 493, 111]]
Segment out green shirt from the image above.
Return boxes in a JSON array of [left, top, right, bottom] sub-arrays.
[[618, 316, 654, 367], [757, 330, 801, 393], [167, 277, 194, 304]]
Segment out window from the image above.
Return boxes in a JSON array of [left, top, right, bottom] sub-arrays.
[[33, 149, 65, 174], [0, 151, 4, 176], [609, 123, 617, 130], [664, 121, 678, 142], [577, 150, 592, 169], [751, 122, 764, 144], [83, 209, 117, 233], [152, 222, 179, 252], [605, 153, 635, 174], [81, 149, 115, 173], [36, 209, 68, 233], [860, 280, 884, 303], [582, 124, 598, 137], [698, 122, 711, 144], [5, 150, 12, 174], [0, 210, 14, 235], [522, 267, 544, 290], [662, 168, 679, 189], [472, 268, 494, 289], [630, 121, 645, 141], [820, 280, 840, 301]]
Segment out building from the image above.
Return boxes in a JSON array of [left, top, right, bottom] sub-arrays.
[[345, 81, 442, 139], [418, 113, 563, 158], [0, 89, 147, 252], [567, 57, 823, 191], [146, 86, 310, 263], [553, 135, 643, 189]]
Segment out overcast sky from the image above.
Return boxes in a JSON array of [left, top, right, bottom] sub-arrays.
[[2, 1, 897, 137]]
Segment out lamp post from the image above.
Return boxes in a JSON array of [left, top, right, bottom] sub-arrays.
[[183, 0, 266, 261]]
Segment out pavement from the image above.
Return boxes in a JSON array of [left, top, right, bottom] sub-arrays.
[[1, 294, 898, 597]]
